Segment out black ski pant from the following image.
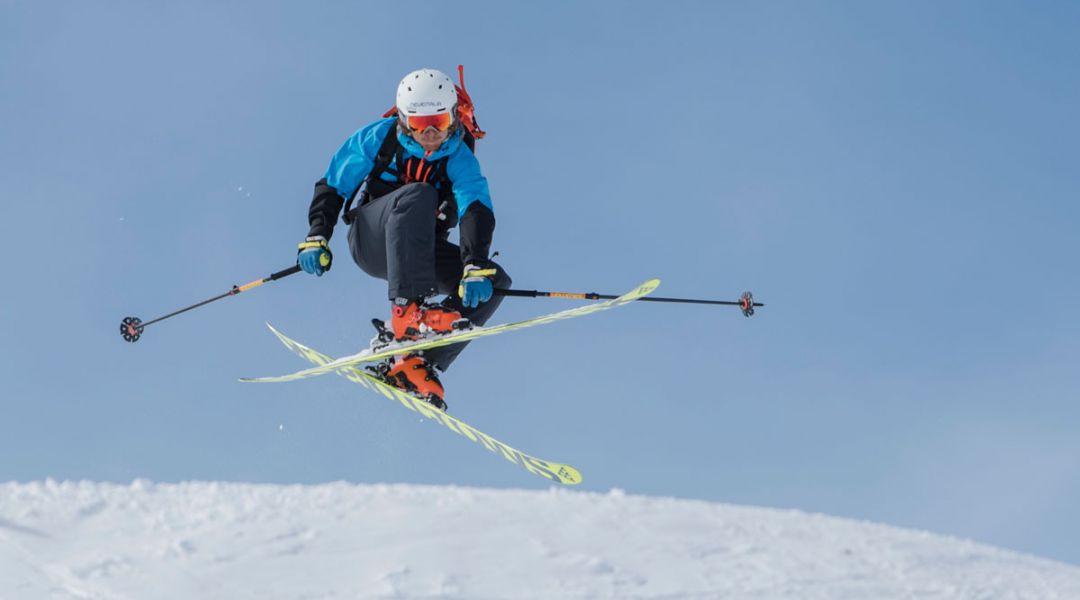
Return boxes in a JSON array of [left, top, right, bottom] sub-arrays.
[[346, 182, 511, 371]]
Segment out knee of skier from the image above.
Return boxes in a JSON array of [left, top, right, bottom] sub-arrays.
[[391, 183, 438, 215], [492, 264, 512, 289]]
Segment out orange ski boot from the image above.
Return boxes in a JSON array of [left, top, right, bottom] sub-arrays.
[[379, 352, 447, 411], [389, 298, 467, 342]]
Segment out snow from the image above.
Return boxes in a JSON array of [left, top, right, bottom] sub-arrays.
[[1, 480, 1078, 599]]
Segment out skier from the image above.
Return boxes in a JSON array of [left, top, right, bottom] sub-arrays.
[[295, 67, 510, 411]]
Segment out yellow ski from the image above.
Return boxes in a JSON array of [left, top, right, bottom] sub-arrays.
[[241, 278, 659, 383], [262, 323, 583, 485]]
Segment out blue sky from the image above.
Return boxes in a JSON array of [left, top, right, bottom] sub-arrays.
[[2, 1, 1079, 564]]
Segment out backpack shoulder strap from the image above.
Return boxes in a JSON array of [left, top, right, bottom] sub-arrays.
[[371, 122, 402, 178], [342, 124, 401, 223]]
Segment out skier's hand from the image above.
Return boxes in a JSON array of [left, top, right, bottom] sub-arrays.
[[297, 236, 332, 276], [458, 264, 496, 308]]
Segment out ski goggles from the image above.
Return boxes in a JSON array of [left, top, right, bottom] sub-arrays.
[[404, 112, 454, 133]]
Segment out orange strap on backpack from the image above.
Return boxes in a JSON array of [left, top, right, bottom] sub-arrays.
[[454, 64, 485, 140]]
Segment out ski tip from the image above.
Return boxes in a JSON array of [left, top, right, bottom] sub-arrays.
[[554, 464, 584, 485], [265, 322, 294, 347], [627, 278, 660, 299]]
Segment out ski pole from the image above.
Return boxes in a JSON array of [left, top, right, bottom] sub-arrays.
[[120, 265, 303, 342], [495, 288, 764, 317]]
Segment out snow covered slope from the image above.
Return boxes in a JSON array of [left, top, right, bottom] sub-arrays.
[[1, 481, 1077, 599]]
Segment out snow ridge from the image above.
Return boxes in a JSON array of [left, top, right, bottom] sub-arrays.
[[1, 480, 1077, 599]]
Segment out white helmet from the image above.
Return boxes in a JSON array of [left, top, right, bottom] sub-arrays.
[[396, 68, 457, 116]]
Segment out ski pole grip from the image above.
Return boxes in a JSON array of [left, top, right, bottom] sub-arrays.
[[271, 265, 303, 280], [495, 288, 540, 298]]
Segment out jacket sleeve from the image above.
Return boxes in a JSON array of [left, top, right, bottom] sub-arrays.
[[307, 178, 345, 240], [458, 202, 496, 267], [446, 145, 495, 266]]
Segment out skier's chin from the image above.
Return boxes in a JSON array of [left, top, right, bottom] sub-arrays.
[[413, 131, 448, 152]]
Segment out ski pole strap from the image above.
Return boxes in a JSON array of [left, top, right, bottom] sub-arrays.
[[463, 267, 498, 278]]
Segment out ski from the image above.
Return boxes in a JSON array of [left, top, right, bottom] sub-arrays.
[[241, 278, 660, 383], [262, 323, 583, 485]]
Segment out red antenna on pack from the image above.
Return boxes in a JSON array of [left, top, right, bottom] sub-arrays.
[[455, 64, 485, 140]]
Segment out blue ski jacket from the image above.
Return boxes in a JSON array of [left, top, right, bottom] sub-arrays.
[[307, 117, 496, 266], [326, 117, 492, 219]]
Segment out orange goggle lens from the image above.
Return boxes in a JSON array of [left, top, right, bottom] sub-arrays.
[[405, 112, 454, 133]]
